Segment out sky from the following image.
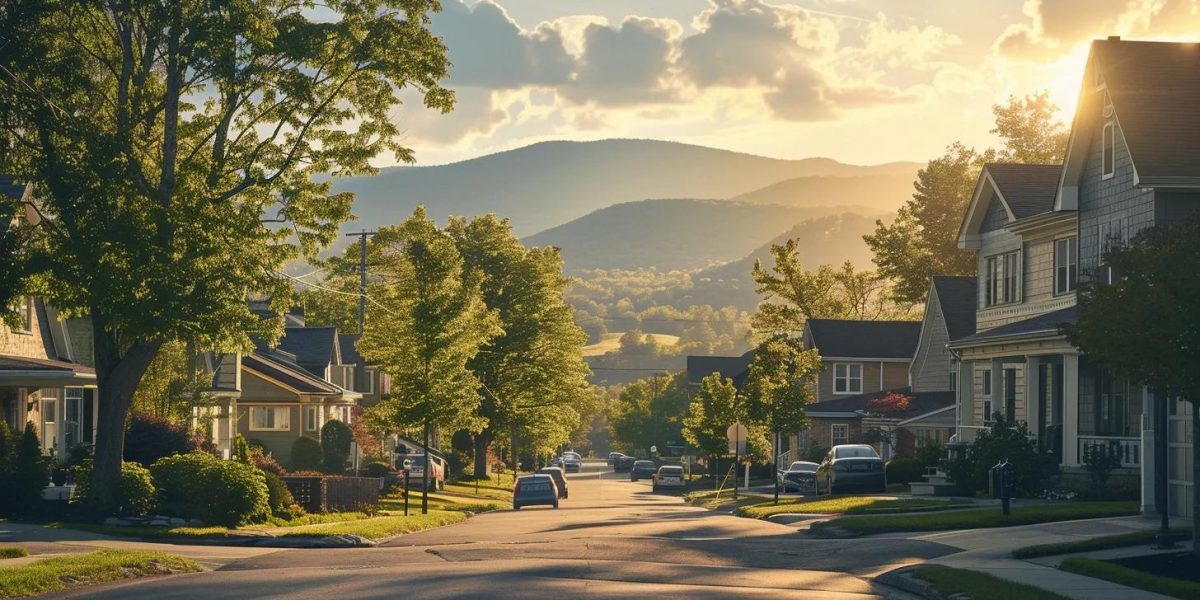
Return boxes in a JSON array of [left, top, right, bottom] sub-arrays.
[[389, 0, 1200, 167]]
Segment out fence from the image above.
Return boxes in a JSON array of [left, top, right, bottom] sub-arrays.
[[281, 476, 383, 513]]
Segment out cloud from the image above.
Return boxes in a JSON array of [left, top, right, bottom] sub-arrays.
[[561, 17, 683, 106], [395, 87, 506, 145], [433, 0, 573, 88], [994, 0, 1200, 61]]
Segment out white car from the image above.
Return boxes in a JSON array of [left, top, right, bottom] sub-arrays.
[[652, 465, 686, 491]]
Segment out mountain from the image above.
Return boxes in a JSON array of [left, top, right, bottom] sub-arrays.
[[524, 199, 876, 271], [733, 173, 915, 212], [333, 139, 919, 238]]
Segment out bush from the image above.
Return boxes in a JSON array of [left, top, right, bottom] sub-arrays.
[[262, 470, 301, 518], [886, 458, 926, 484], [73, 459, 158, 517], [149, 452, 220, 506], [232, 434, 253, 464], [363, 461, 391, 478], [915, 442, 945, 468], [445, 450, 471, 477], [1082, 442, 1123, 495], [251, 449, 287, 476], [149, 452, 271, 526], [9, 423, 50, 516], [290, 436, 323, 471], [942, 416, 1058, 497], [320, 420, 352, 472], [124, 413, 195, 466]]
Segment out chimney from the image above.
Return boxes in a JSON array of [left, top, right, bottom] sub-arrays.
[[1108, 35, 1121, 41]]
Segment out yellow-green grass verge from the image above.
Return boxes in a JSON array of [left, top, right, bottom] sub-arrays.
[[685, 490, 770, 511], [0, 549, 201, 599], [908, 565, 1069, 600], [252, 512, 374, 529], [734, 497, 974, 519], [275, 511, 467, 541], [1012, 527, 1190, 559], [49, 522, 234, 539], [0, 546, 28, 559], [444, 482, 514, 501], [810, 501, 1139, 537], [1060, 557, 1200, 600]]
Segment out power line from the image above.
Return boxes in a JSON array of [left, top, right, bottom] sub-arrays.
[[595, 317, 753, 324], [588, 367, 680, 372], [271, 270, 397, 317]]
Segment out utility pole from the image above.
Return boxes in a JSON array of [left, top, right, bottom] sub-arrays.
[[345, 229, 377, 334]]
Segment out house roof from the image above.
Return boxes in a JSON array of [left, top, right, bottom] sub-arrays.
[[950, 306, 1077, 347], [0, 355, 94, 373], [339, 333, 363, 365], [242, 352, 347, 396], [805, 319, 921, 360], [277, 326, 339, 372], [931, 276, 977, 341], [984, 163, 1063, 219], [0, 354, 95, 386], [807, 388, 956, 421], [1091, 39, 1200, 182], [686, 349, 754, 387]]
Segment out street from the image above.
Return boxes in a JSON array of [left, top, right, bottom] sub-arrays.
[[55, 461, 954, 599]]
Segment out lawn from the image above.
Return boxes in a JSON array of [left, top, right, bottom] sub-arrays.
[[685, 489, 769, 510], [1012, 527, 1190, 559], [908, 565, 1069, 600], [444, 482, 514, 501], [49, 522, 235, 539], [0, 546, 28, 559], [735, 497, 974, 519], [0, 549, 201, 599], [810, 501, 1139, 537], [275, 511, 467, 541], [1060, 557, 1200, 600]]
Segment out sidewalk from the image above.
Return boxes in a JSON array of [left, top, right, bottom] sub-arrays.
[[903, 515, 1189, 600]]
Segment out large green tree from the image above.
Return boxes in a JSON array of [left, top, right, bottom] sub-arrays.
[[1063, 217, 1200, 555], [607, 371, 689, 455], [682, 373, 740, 461], [447, 215, 591, 478], [357, 207, 499, 513], [0, 1, 452, 507], [865, 92, 1069, 303]]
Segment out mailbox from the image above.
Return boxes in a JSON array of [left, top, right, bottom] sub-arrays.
[[989, 459, 1015, 515]]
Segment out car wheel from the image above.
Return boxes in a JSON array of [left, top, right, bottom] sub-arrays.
[[652, 485, 658, 492], [513, 505, 521, 510], [553, 502, 560, 509]]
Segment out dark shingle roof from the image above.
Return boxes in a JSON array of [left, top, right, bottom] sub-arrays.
[[985, 163, 1062, 219], [806, 320, 921, 359], [951, 306, 1076, 346], [686, 349, 754, 387], [0, 355, 94, 373], [339, 333, 363, 365], [1092, 39, 1200, 181], [808, 387, 955, 421], [277, 327, 338, 373], [932, 276, 977, 341], [243, 352, 342, 395]]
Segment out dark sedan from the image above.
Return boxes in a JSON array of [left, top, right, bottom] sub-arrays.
[[778, 460, 819, 493], [613, 455, 636, 473], [629, 460, 657, 481], [816, 445, 886, 494]]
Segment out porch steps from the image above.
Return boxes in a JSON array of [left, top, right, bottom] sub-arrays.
[[909, 468, 964, 497]]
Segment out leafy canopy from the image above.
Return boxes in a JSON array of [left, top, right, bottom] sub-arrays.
[[741, 336, 821, 434]]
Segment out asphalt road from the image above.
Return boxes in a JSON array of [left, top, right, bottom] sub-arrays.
[[60, 461, 954, 599]]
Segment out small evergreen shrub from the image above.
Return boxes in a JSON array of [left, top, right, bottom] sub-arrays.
[[124, 413, 195, 466], [363, 461, 391, 478], [262, 470, 302, 518], [73, 459, 158, 517], [10, 423, 50, 515], [231, 434, 253, 464], [291, 436, 324, 471], [320, 419, 353, 472], [251, 449, 287, 476], [149, 452, 271, 526]]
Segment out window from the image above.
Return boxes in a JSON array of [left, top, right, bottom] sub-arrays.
[[8, 296, 31, 333], [982, 399, 993, 425], [339, 365, 356, 391], [1096, 371, 1129, 436], [984, 251, 1020, 306], [1004, 368, 1017, 423], [981, 368, 993, 425], [796, 429, 810, 452], [362, 368, 376, 395], [1054, 237, 1078, 294], [1102, 121, 1115, 179], [831, 424, 849, 446], [1097, 221, 1123, 285], [304, 406, 320, 432], [64, 388, 84, 449], [981, 369, 992, 396], [330, 405, 352, 424], [833, 363, 863, 395], [249, 406, 290, 431]]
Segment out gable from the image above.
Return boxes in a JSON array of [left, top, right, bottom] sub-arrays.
[[979, 193, 1009, 233]]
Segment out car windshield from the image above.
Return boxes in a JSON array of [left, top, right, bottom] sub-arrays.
[[539, 468, 562, 476], [634, 461, 655, 468], [659, 467, 683, 476], [788, 462, 818, 472], [835, 446, 878, 459]]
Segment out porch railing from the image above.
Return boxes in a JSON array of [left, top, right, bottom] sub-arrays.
[[1078, 436, 1140, 468]]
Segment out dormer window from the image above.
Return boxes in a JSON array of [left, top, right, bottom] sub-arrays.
[[1102, 121, 1115, 179], [984, 251, 1020, 307], [1102, 90, 1114, 118]]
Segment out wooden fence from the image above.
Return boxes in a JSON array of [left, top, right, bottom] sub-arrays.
[[281, 476, 382, 513]]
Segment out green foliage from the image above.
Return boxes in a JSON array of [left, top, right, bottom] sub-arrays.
[[886, 458, 926, 484], [73, 460, 157, 518], [232, 435, 253, 465], [0, 0, 453, 508], [607, 371, 690, 455], [149, 452, 220, 508], [123, 413, 196, 466], [742, 336, 821, 437], [262, 471, 300, 519], [991, 91, 1070, 164], [321, 420, 354, 472], [9, 423, 51, 515], [909, 565, 1070, 600], [149, 453, 269, 526], [0, 549, 202, 599], [290, 437, 324, 472], [802, 445, 828, 463], [131, 341, 211, 422], [915, 442, 945, 469], [942, 416, 1058, 496], [1060, 557, 1200, 600], [364, 461, 392, 478], [1082, 443, 1123, 495], [251, 449, 287, 477], [682, 374, 740, 458]]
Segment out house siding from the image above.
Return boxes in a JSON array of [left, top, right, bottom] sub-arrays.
[[1077, 116, 1154, 283], [974, 228, 1023, 331], [815, 360, 909, 402], [910, 288, 951, 393], [1154, 190, 1200, 224], [980, 194, 1009, 233], [0, 298, 51, 359]]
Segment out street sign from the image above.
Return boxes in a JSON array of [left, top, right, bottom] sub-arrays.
[[650, 445, 658, 454], [402, 458, 413, 470], [726, 422, 747, 455]]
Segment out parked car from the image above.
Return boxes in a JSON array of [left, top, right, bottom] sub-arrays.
[[561, 451, 582, 473], [394, 453, 445, 491], [613, 455, 636, 473], [549, 456, 564, 468], [513, 474, 559, 510], [608, 451, 623, 465], [538, 466, 569, 499], [778, 461, 820, 494], [816, 445, 886, 494], [629, 460, 657, 481], [652, 465, 686, 492]]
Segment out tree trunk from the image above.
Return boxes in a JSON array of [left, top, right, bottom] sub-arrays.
[[89, 318, 160, 510], [473, 427, 494, 479], [1192, 400, 1199, 558], [421, 419, 430, 515]]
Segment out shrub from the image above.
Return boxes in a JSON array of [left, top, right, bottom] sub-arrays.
[[802, 445, 828, 463], [124, 413, 195, 466], [8, 423, 51, 516], [915, 442, 945, 469], [290, 436, 323, 471], [942, 416, 1058, 496], [73, 459, 158, 517], [231, 434, 253, 464], [251, 449, 287, 476], [886, 458, 926, 484], [445, 450, 471, 477], [150, 452, 220, 506], [149, 452, 271, 526], [262, 470, 301, 518], [320, 420, 352, 472], [1082, 442, 1123, 495], [363, 461, 391, 478], [65, 443, 93, 467]]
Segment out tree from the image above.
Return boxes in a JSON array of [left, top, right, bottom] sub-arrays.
[[321, 419, 353, 472], [741, 336, 822, 501], [608, 372, 689, 455], [446, 215, 590, 478], [865, 92, 1069, 303], [0, 1, 453, 508], [358, 207, 499, 513], [1063, 217, 1200, 556], [751, 254, 912, 339], [131, 341, 211, 422], [682, 374, 739, 470]]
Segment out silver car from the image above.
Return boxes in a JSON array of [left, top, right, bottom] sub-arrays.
[[652, 465, 686, 492], [778, 461, 819, 494], [513, 474, 559, 509]]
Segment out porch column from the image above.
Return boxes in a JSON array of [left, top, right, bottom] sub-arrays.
[[990, 358, 1004, 423], [957, 360, 975, 428], [1062, 354, 1080, 466], [1141, 386, 1156, 514], [1025, 356, 1042, 437]]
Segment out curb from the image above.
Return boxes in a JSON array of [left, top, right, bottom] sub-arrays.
[[875, 567, 938, 599]]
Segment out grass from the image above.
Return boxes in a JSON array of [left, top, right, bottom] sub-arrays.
[[1013, 527, 1191, 559], [0, 546, 28, 559], [48, 522, 234, 539], [685, 489, 770, 510], [735, 497, 973, 519], [275, 511, 467, 541], [1060, 557, 1200, 600], [908, 564, 1069, 600], [0, 549, 201, 599], [444, 482, 514, 501], [810, 501, 1139, 537], [583, 332, 679, 356]]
